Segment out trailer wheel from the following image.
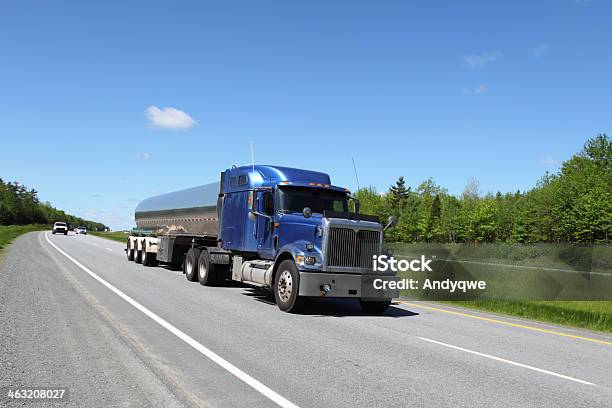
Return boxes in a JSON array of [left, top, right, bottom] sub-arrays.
[[274, 259, 303, 313], [359, 299, 391, 314], [185, 247, 200, 282], [126, 240, 134, 261], [142, 244, 158, 267], [197, 250, 217, 286], [135, 240, 143, 264]]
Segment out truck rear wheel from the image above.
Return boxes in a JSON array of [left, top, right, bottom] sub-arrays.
[[127, 240, 134, 261], [359, 299, 391, 314], [274, 259, 303, 313], [185, 247, 200, 282], [197, 250, 217, 286]]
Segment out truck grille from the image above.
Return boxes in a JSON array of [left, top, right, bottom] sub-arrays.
[[327, 227, 381, 269]]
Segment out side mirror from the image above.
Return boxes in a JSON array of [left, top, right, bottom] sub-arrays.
[[384, 215, 397, 231], [249, 191, 256, 212], [262, 191, 274, 215], [248, 191, 256, 220], [348, 196, 360, 213], [303, 207, 312, 218]]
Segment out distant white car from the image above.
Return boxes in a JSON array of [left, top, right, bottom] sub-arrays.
[[52, 222, 68, 235], [75, 226, 88, 235]]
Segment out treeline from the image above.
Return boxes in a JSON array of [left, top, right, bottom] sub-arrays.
[[0, 179, 108, 231], [357, 134, 611, 243]]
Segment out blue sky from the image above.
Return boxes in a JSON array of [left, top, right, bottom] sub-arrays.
[[1, 1, 610, 230]]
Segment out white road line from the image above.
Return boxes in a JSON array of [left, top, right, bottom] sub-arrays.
[[419, 337, 595, 386], [43, 233, 301, 408]]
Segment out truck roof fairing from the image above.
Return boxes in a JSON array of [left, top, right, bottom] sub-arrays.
[[226, 165, 349, 192]]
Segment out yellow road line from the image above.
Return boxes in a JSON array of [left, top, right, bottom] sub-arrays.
[[399, 301, 612, 346]]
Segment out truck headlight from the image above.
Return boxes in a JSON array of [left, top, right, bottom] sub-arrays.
[[297, 255, 317, 266]]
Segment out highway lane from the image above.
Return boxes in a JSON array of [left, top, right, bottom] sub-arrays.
[[1, 232, 611, 407]]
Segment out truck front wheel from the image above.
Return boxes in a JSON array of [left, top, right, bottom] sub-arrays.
[[359, 299, 391, 314], [185, 247, 200, 282], [274, 260, 303, 313]]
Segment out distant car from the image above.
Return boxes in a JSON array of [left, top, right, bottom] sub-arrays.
[[75, 226, 88, 235], [52, 222, 68, 235]]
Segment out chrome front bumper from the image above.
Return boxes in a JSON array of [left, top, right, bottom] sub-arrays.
[[298, 272, 399, 300]]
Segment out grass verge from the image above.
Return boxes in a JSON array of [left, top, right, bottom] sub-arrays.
[[441, 300, 612, 334], [90, 231, 129, 244], [391, 242, 612, 333], [0, 225, 48, 260]]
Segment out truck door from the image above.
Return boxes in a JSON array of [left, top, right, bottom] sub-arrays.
[[255, 190, 275, 257]]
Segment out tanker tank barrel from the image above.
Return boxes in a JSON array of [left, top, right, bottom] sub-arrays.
[[134, 182, 221, 236]]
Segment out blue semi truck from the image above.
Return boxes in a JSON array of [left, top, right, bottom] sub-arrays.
[[126, 165, 399, 313]]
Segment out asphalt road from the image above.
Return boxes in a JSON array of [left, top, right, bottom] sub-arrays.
[[1, 232, 611, 407]]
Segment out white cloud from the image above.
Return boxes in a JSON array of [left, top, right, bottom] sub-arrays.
[[462, 84, 488, 95], [146, 105, 196, 130], [463, 51, 501, 68], [136, 152, 152, 160], [530, 44, 550, 57], [540, 157, 560, 165]]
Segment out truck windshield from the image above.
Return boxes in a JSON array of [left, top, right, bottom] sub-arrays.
[[277, 186, 348, 214]]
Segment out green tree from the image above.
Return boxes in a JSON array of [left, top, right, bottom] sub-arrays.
[[426, 194, 443, 242], [553, 134, 611, 242], [342, 134, 609, 244], [0, 178, 109, 231], [389, 176, 410, 208]]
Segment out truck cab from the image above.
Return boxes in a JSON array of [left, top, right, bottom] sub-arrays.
[[219, 165, 398, 312]]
